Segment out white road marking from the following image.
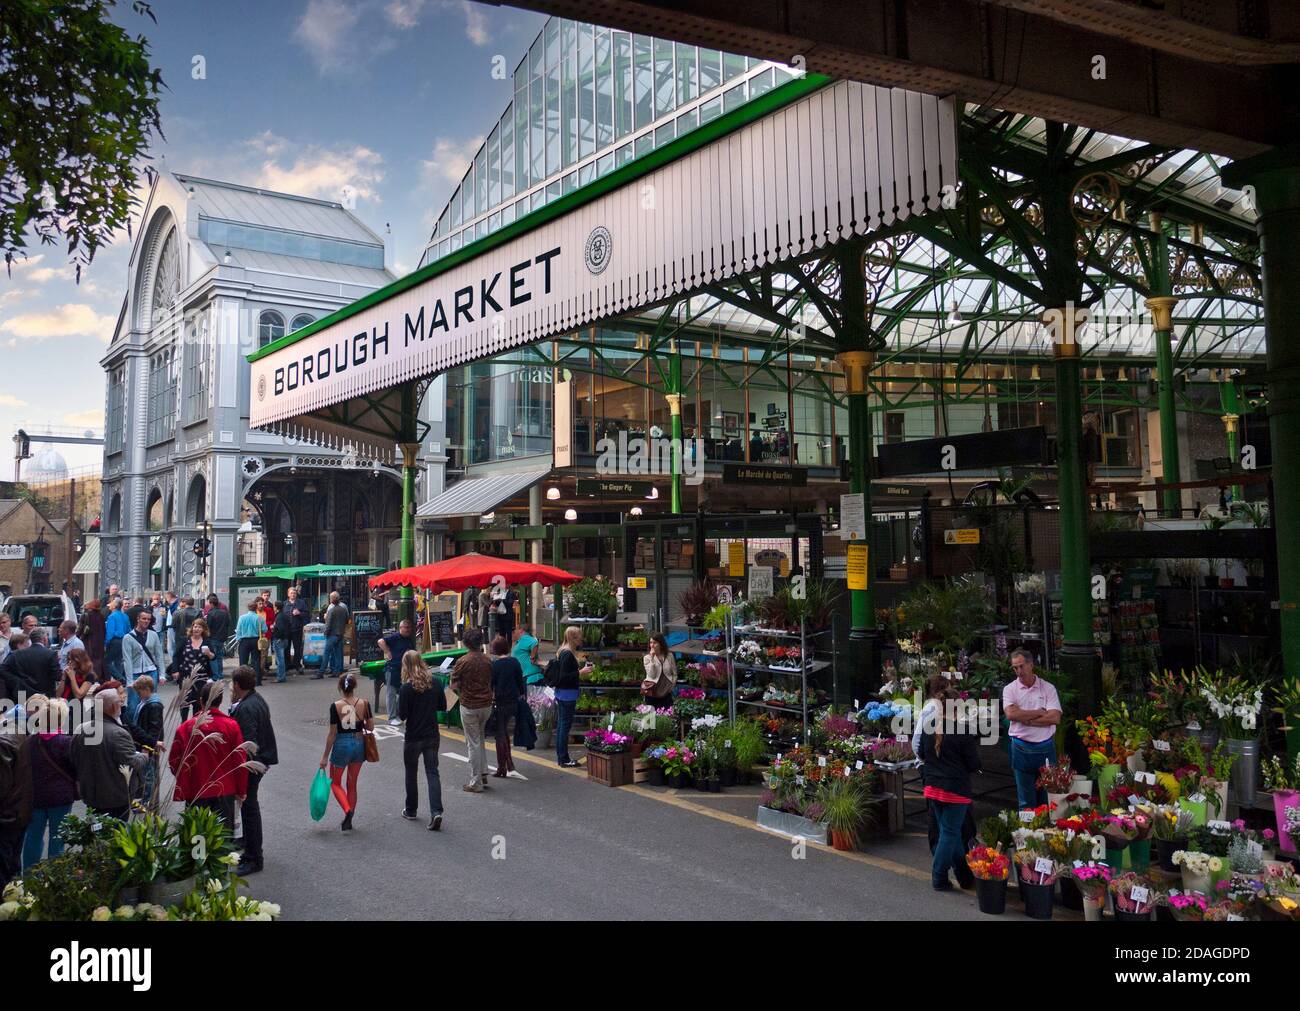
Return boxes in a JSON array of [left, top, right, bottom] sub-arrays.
[[443, 752, 527, 780]]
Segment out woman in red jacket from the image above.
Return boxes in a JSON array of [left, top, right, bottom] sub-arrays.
[[168, 680, 250, 829]]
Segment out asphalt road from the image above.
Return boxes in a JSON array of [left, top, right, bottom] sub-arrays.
[[163, 672, 1003, 921]]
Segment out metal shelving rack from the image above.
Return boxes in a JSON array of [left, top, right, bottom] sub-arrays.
[[730, 620, 836, 749]]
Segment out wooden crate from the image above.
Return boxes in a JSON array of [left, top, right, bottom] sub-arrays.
[[587, 751, 634, 787], [632, 757, 650, 783]]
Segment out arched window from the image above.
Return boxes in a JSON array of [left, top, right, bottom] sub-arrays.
[[152, 229, 181, 321], [258, 310, 285, 348], [107, 494, 122, 533], [290, 313, 315, 332]]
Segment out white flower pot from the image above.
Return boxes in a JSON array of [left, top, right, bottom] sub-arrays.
[[1071, 776, 1093, 797], [1048, 792, 1069, 822], [1083, 895, 1104, 922], [1180, 868, 1212, 896], [1127, 752, 1147, 774]]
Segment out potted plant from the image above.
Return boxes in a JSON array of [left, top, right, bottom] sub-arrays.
[[818, 775, 869, 851], [1162, 890, 1211, 922], [1069, 862, 1113, 921], [1096, 814, 1139, 870], [1076, 716, 1130, 801], [1109, 872, 1158, 921], [966, 845, 1011, 914], [109, 816, 183, 904], [568, 576, 617, 621], [1036, 761, 1074, 822], [676, 579, 719, 628], [1262, 753, 1300, 850], [658, 742, 695, 788]]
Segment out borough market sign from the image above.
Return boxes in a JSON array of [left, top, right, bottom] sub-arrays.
[[249, 79, 956, 434]]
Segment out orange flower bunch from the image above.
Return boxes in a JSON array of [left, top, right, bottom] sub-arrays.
[[1075, 716, 1132, 767], [966, 845, 1010, 881]]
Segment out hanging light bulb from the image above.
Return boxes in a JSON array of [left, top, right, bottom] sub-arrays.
[[564, 508, 577, 521], [546, 486, 561, 501], [647, 487, 659, 500], [1094, 365, 1105, 381], [630, 506, 643, 516]]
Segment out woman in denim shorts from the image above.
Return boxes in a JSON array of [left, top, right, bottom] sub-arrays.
[[319, 673, 372, 830]]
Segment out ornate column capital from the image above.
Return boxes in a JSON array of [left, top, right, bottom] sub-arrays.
[[1145, 295, 1179, 332], [664, 393, 683, 416], [835, 350, 876, 394]]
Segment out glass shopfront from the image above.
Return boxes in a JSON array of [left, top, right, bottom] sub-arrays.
[[445, 361, 554, 466]]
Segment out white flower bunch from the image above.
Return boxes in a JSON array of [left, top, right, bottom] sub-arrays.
[[1015, 574, 1046, 595], [691, 714, 723, 732], [1172, 851, 1225, 876], [734, 640, 764, 666]]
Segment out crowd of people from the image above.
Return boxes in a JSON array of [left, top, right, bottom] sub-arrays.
[[0, 569, 687, 895]]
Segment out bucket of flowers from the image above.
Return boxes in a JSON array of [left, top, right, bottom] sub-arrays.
[[1077, 716, 1132, 800], [1150, 805, 1197, 871], [733, 639, 765, 668], [859, 700, 906, 737], [657, 742, 695, 788], [966, 845, 1011, 915], [1173, 849, 1227, 897], [1067, 861, 1113, 921], [1012, 829, 1066, 920], [1036, 762, 1076, 823], [1110, 871, 1158, 921]]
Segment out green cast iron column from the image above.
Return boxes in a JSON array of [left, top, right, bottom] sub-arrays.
[[1149, 297, 1183, 518], [846, 380, 874, 633], [1223, 149, 1300, 730], [1148, 215, 1182, 518], [1049, 307, 1100, 718], [667, 344, 684, 515]]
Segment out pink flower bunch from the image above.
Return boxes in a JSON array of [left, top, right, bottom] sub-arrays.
[[1167, 893, 1208, 912], [676, 687, 706, 701]]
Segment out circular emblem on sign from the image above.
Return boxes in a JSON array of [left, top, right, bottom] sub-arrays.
[[584, 225, 612, 275], [257, 374, 267, 401]]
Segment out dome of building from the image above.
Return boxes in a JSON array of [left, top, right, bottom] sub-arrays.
[[26, 446, 69, 483]]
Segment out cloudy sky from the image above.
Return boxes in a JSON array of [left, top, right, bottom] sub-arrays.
[[0, 0, 545, 470]]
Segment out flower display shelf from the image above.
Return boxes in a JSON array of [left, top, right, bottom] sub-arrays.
[[587, 751, 634, 787]]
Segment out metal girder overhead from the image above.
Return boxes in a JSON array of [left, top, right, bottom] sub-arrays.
[[502, 0, 1299, 157]]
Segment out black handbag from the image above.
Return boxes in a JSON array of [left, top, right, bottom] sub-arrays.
[[484, 705, 499, 736]]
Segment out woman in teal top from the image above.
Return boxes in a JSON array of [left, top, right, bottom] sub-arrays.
[[511, 626, 542, 684]]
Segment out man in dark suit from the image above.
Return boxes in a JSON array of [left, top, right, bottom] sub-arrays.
[[229, 665, 277, 875], [284, 587, 311, 671], [204, 595, 231, 679], [0, 629, 61, 699]]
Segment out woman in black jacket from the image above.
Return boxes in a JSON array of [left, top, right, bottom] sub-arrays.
[[550, 625, 592, 768], [398, 651, 446, 830], [489, 635, 525, 778], [917, 675, 981, 891]]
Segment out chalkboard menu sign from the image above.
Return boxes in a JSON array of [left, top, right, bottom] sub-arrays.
[[352, 610, 383, 664], [428, 609, 455, 647]]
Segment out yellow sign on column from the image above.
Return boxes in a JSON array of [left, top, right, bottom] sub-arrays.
[[727, 541, 745, 577], [846, 543, 869, 590]]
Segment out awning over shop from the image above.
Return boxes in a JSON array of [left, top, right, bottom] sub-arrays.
[[416, 464, 552, 520], [72, 536, 100, 575], [252, 563, 385, 581]]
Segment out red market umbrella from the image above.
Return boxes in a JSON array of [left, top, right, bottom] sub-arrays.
[[369, 553, 582, 594]]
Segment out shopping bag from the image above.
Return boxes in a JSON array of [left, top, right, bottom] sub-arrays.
[[309, 768, 331, 821]]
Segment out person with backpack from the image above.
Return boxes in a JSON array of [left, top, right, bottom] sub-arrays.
[[545, 625, 592, 768]]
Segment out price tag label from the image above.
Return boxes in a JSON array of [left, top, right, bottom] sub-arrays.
[[1019, 811, 1035, 823], [1034, 857, 1054, 875], [1136, 771, 1157, 785], [607, 714, 615, 729], [1130, 885, 1150, 906], [1227, 914, 1245, 922], [1073, 860, 1083, 869], [896, 735, 909, 745], [818, 756, 827, 767], [1154, 739, 1171, 752], [855, 760, 863, 770], [795, 775, 804, 786], [854, 699, 860, 709], [844, 767, 851, 778], [1128, 794, 1142, 807], [1209, 820, 1232, 832], [776, 753, 783, 762], [724, 740, 732, 749]]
